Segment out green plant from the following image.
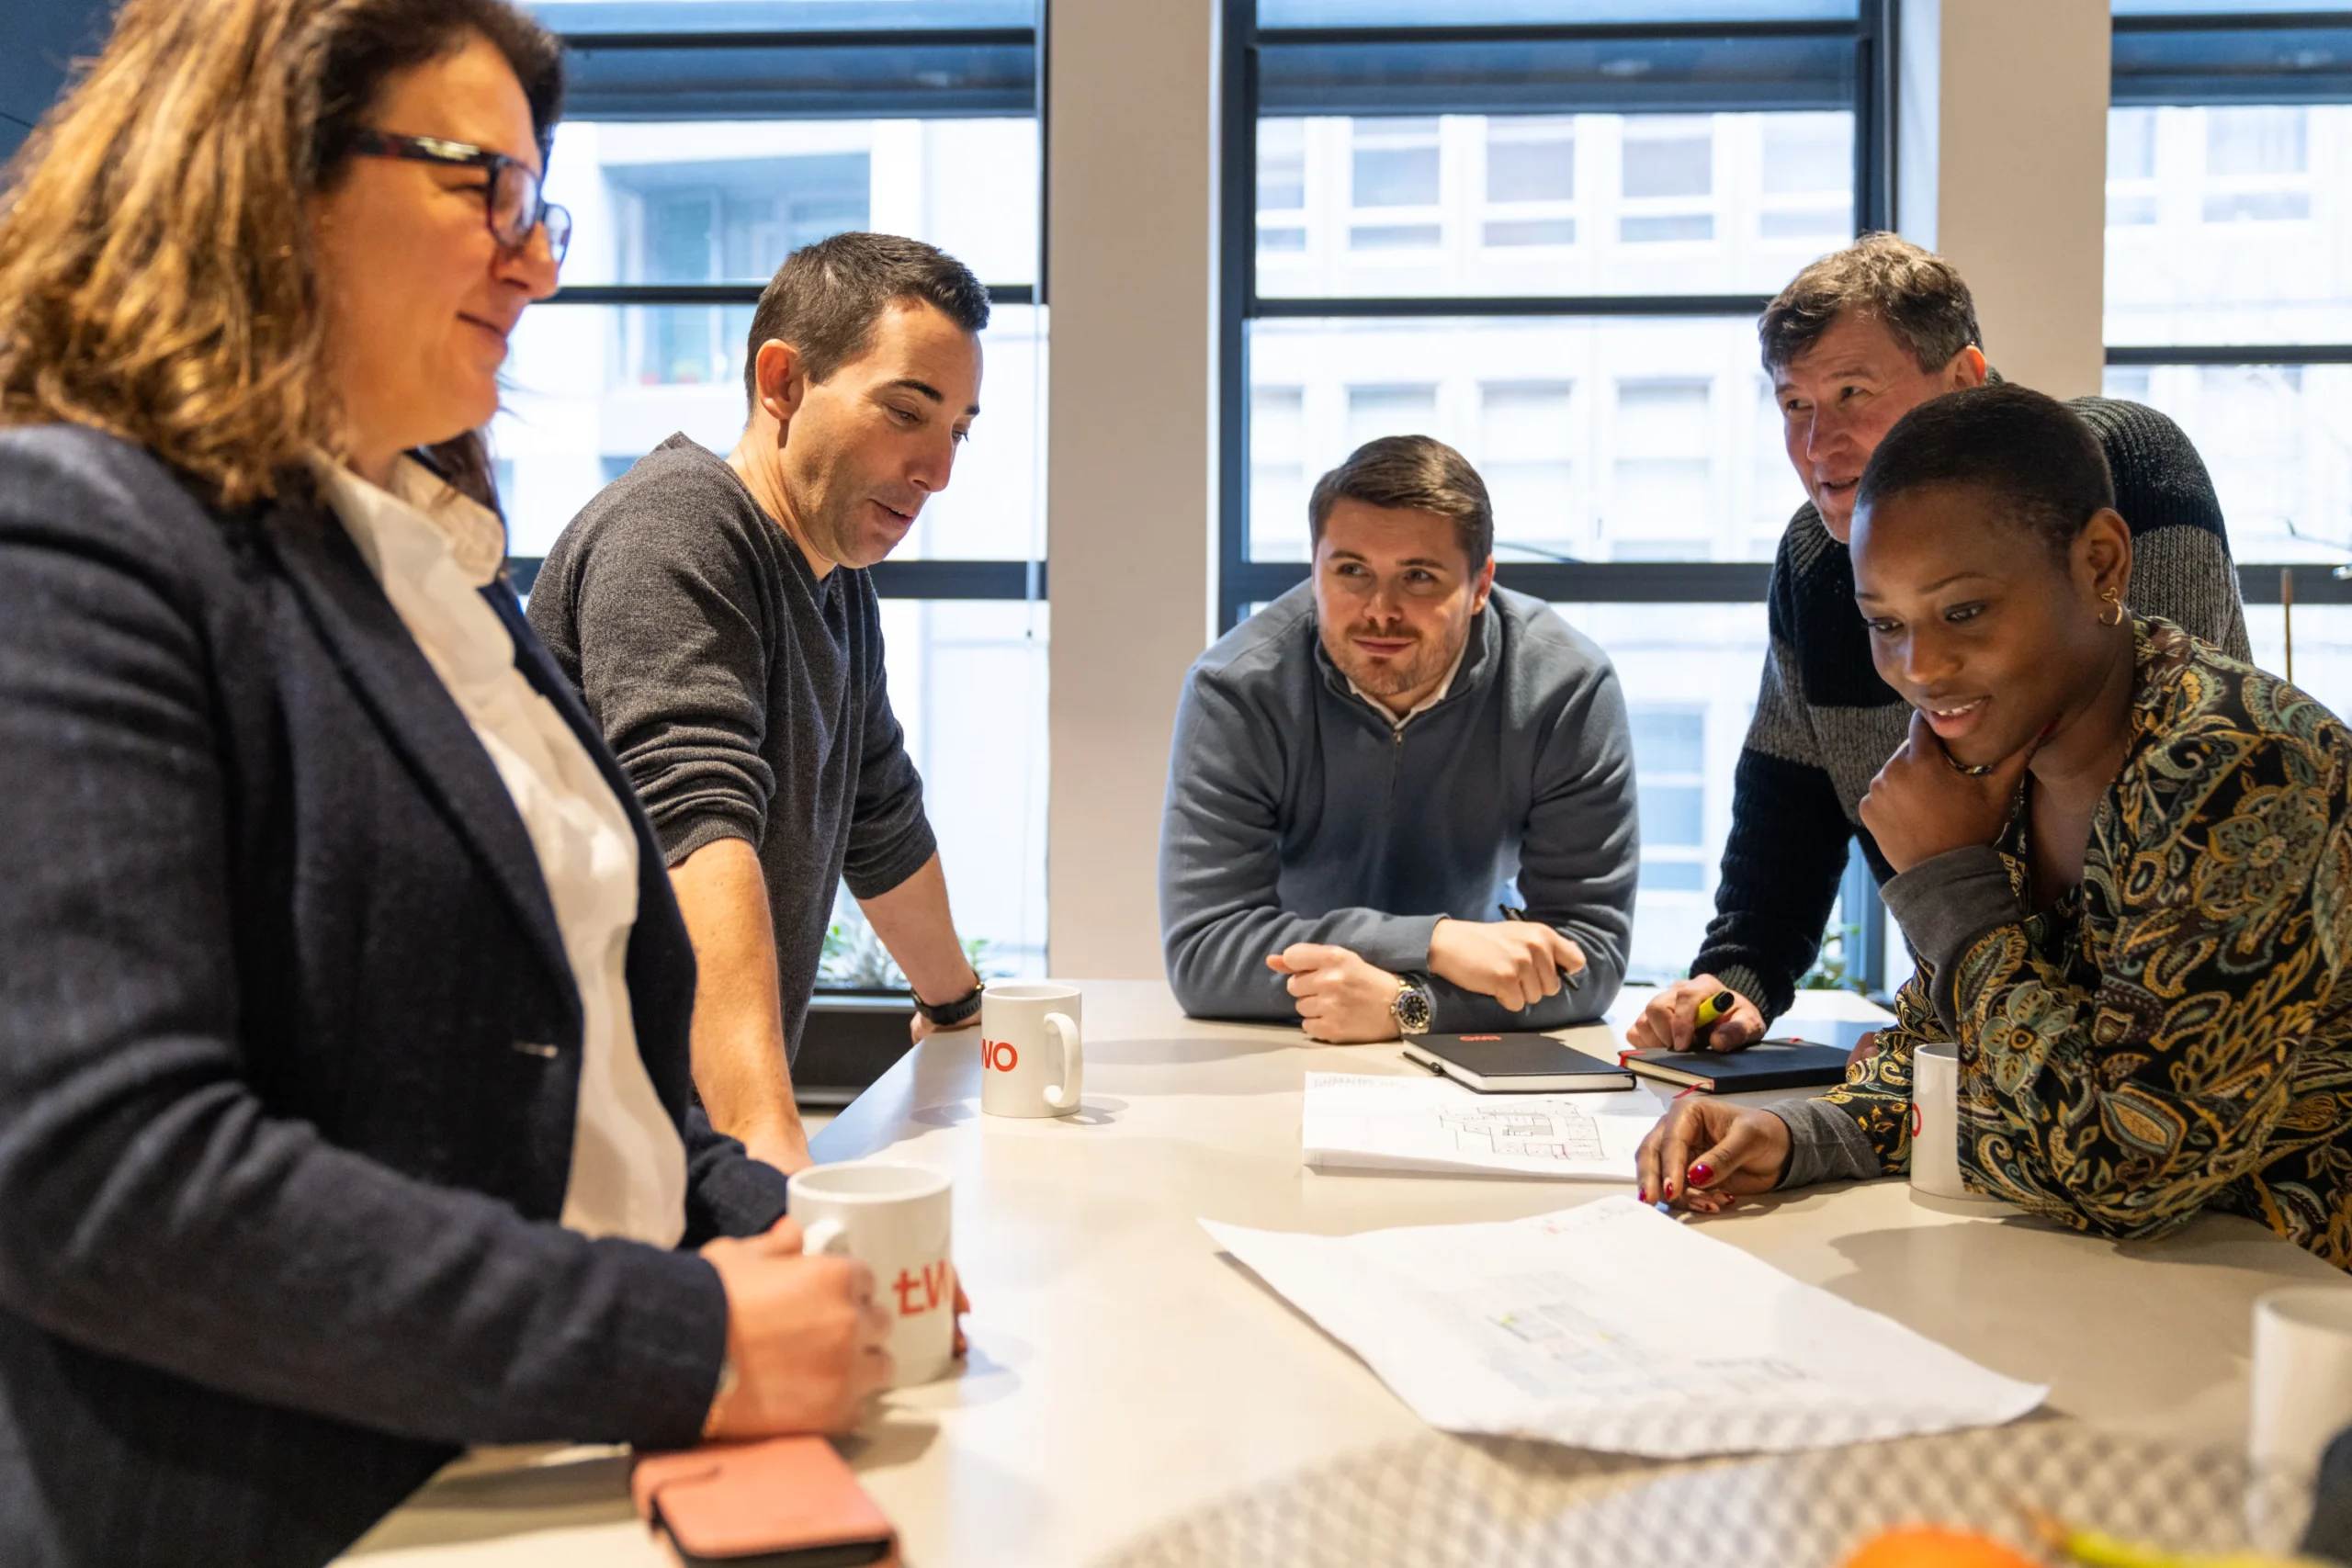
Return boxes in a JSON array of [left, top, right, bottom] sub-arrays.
[[1800, 921, 1864, 993], [817, 920, 1008, 991], [964, 936, 1003, 981], [818, 919, 905, 989]]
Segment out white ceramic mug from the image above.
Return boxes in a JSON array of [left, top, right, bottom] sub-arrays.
[[2249, 1288, 2352, 1547], [978, 981, 1083, 1119], [785, 1160, 956, 1388], [1908, 1041, 1970, 1199]]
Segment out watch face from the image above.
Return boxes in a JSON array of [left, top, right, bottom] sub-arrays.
[[1395, 984, 1432, 1034]]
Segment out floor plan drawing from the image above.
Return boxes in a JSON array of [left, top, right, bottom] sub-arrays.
[[1203, 1199, 2049, 1457], [1301, 1072, 1659, 1179], [1438, 1106, 1607, 1162]]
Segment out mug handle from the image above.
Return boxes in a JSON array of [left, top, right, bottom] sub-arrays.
[[800, 1217, 850, 1257], [1043, 1011, 1082, 1110]]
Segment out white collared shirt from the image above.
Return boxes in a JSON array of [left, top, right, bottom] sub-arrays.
[[316, 455, 688, 1249], [1344, 638, 1471, 734]]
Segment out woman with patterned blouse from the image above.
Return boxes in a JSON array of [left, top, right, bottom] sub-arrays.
[[1635, 383, 2352, 1268]]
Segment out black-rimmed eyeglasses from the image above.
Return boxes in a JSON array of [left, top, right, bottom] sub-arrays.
[[346, 130, 572, 265]]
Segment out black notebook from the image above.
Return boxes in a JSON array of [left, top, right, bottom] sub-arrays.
[[1401, 1032, 1636, 1093], [1620, 1037, 1860, 1093]]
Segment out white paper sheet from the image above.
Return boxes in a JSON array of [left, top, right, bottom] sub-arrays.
[[1302, 1071, 1660, 1179], [1204, 1197, 2047, 1458]]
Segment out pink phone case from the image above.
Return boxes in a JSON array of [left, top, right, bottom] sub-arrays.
[[632, 1437, 898, 1566]]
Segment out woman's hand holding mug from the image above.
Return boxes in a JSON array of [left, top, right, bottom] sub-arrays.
[[698, 1216, 894, 1438]]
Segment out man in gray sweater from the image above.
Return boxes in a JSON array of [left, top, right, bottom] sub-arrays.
[[529, 233, 992, 1175], [1159, 436, 1639, 1040]]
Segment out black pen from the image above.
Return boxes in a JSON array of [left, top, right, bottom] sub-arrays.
[[1498, 903, 1583, 991]]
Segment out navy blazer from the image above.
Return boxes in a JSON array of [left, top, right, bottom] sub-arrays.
[[0, 425, 792, 1567]]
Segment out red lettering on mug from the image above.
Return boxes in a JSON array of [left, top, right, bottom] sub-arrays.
[[1909, 1104, 1922, 1139], [891, 1261, 955, 1317], [983, 1038, 1019, 1072]]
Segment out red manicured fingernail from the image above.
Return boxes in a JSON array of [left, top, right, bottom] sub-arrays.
[[1663, 1180, 1676, 1199], [1689, 1162, 1714, 1186], [1636, 1188, 1648, 1203]]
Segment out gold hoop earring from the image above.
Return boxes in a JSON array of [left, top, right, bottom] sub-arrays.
[[2099, 587, 2125, 627]]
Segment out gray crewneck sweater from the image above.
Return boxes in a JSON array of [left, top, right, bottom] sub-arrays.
[[526, 434, 937, 1064], [1159, 583, 1639, 1031]]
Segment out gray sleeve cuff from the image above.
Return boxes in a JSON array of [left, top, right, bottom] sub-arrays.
[[1770, 1099, 1880, 1189], [1427, 971, 1598, 1033], [1348, 912, 1443, 978], [657, 811, 757, 870], [1710, 963, 1777, 1029], [842, 817, 939, 902], [1880, 845, 2021, 1033]]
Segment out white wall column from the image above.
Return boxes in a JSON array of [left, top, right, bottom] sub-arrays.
[[1044, 0, 1222, 977], [1898, 0, 2110, 398]]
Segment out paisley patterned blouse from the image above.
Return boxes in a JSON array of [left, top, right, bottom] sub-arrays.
[[1807, 618, 2352, 1267]]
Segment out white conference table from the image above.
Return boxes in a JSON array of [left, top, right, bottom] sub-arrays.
[[344, 981, 2349, 1568]]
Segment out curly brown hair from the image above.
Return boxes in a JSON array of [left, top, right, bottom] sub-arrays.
[[1758, 231, 1982, 380], [0, 0, 561, 508]]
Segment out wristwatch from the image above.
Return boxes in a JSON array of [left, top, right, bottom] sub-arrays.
[[913, 980, 986, 1029], [1389, 973, 1435, 1038]]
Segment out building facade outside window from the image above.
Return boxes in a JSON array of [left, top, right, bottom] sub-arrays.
[[2107, 5, 2352, 739]]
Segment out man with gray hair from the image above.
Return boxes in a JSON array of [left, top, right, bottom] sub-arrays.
[[531, 232, 992, 1174], [1159, 435, 1640, 1040], [1625, 232, 2248, 1057]]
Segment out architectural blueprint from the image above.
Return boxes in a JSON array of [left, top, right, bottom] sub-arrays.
[[1302, 1071, 1660, 1179], [1203, 1198, 2048, 1458]]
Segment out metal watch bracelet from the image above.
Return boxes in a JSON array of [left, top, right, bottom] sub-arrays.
[[1390, 972, 1434, 1037]]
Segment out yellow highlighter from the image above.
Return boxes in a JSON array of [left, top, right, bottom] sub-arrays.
[[1691, 988, 1736, 1043]]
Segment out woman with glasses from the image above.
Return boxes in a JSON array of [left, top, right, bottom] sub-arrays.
[[0, 3, 893, 1563]]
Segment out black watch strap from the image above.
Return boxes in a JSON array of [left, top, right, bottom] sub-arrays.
[[913, 981, 986, 1028]]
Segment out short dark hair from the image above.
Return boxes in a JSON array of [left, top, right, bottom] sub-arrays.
[[1856, 383, 2116, 558], [1759, 232, 1982, 378], [741, 231, 990, 405], [1307, 435, 1495, 570]]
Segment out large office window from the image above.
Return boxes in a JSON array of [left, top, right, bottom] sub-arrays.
[[2105, 5, 2352, 728], [1221, 1, 1894, 986], [507, 3, 1048, 978]]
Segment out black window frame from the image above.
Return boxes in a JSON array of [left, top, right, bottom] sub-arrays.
[[2106, 6, 2352, 611], [1215, 0, 1901, 633], [1216, 0, 1902, 992], [505, 11, 1047, 604]]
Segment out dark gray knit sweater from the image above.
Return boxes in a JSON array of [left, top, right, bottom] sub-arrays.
[[1690, 396, 2249, 1023], [526, 434, 938, 1064]]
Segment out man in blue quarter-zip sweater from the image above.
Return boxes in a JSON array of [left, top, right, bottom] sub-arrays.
[[1159, 435, 1639, 1042]]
